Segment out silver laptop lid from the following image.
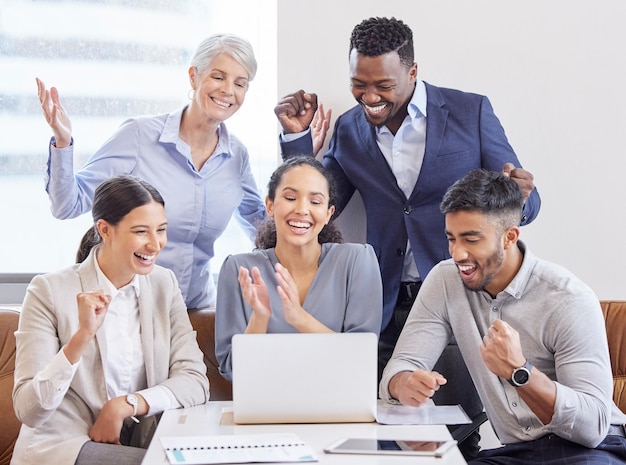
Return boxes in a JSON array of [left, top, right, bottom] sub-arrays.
[[231, 332, 378, 424]]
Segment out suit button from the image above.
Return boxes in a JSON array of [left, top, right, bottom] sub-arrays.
[[397, 249, 404, 256], [404, 206, 412, 214]]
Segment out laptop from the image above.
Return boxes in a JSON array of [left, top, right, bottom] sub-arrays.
[[231, 332, 378, 424]]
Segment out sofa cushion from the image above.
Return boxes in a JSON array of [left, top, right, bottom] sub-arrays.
[[188, 308, 232, 401], [600, 301, 626, 414], [0, 308, 20, 465]]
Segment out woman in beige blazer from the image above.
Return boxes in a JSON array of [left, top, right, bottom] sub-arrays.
[[11, 176, 209, 465]]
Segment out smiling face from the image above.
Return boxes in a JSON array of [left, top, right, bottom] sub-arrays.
[[349, 49, 417, 134], [96, 200, 168, 288], [266, 165, 335, 251], [445, 210, 519, 297], [189, 52, 249, 123]]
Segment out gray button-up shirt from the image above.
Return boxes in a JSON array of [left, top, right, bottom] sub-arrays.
[[381, 241, 626, 448]]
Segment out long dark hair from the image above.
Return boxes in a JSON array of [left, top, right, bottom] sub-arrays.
[[255, 156, 343, 249], [76, 176, 165, 263]]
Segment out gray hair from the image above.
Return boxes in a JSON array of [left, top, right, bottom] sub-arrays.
[[190, 33, 257, 81]]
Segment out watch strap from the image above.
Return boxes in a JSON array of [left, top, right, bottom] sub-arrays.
[[126, 394, 140, 423]]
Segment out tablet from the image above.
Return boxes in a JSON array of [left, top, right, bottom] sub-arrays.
[[324, 437, 457, 457]]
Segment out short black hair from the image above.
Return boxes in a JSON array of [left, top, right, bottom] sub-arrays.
[[440, 169, 524, 232], [349, 17, 414, 68]]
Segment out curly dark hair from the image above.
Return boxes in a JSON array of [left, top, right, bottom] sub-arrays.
[[255, 156, 343, 249], [349, 17, 414, 69]]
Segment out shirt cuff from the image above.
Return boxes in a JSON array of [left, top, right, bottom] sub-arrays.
[[47, 138, 75, 179], [50, 135, 74, 150], [137, 385, 182, 416], [280, 128, 310, 142]]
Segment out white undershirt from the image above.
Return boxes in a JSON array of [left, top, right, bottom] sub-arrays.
[[94, 263, 146, 400]]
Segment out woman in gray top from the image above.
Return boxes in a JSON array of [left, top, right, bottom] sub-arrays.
[[215, 156, 383, 381]]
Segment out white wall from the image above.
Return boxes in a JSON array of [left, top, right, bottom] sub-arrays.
[[277, 0, 626, 299]]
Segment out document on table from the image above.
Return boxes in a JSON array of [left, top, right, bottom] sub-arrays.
[[160, 433, 318, 464], [376, 400, 471, 425]]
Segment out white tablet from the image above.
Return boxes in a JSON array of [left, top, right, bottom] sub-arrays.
[[324, 437, 458, 458]]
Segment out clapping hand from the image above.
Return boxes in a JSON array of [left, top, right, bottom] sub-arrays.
[[238, 266, 271, 321]]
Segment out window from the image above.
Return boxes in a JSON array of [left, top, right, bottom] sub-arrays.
[[0, 0, 277, 274]]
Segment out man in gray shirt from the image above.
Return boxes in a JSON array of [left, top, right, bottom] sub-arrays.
[[380, 169, 626, 464]]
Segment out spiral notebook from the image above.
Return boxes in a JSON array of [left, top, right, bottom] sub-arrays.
[[160, 433, 317, 464]]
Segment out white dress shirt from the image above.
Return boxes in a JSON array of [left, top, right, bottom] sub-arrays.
[[93, 256, 181, 415]]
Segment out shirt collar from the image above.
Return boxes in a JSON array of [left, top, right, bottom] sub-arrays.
[[501, 241, 535, 299], [93, 247, 141, 299], [375, 79, 427, 136], [161, 106, 186, 145], [408, 79, 427, 119], [161, 106, 233, 159], [213, 123, 233, 158]]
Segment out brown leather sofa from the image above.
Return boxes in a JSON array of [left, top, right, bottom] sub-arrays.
[[0, 308, 19, 465], [1, 302, 624, 464], [188, 308, 233, 401], [600, 301, 626, 413]]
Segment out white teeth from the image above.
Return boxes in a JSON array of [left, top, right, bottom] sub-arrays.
[[365, 104, 386, 114], [135, 252, 156, 261], [213, 98, 231, 108], [458, 265, 475, 272], [288, 221, 311, 229]]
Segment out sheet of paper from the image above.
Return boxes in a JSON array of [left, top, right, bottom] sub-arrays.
[[376, 400, 472, 425], [160, 433, 318, 464]]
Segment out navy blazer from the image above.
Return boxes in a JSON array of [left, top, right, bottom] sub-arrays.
[[281, 82, 541, 329]]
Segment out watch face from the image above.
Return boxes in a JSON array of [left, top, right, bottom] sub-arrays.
[[127, 394, 138, 405], [513, 368, 530, 385]]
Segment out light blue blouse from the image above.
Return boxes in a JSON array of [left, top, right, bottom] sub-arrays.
[[45, 106, 266, 309]]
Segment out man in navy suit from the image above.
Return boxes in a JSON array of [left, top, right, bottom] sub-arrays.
[[274, 16, 541, 459]]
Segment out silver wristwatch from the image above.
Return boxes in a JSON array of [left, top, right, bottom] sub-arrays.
[[507, 360, 533, 387]]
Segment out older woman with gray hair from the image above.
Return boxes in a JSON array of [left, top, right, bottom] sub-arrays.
[[36, 33, 266, 310]]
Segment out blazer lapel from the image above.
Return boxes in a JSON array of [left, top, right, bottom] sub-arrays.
[[355, 110, 406, 196], [408, 82, 448, 201], [138, 276, 156, 386], [77, 250, 110, 386], [422, 82, 447, 163]]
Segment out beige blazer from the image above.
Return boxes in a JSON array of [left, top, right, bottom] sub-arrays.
[[11, 249, 209, 465]]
